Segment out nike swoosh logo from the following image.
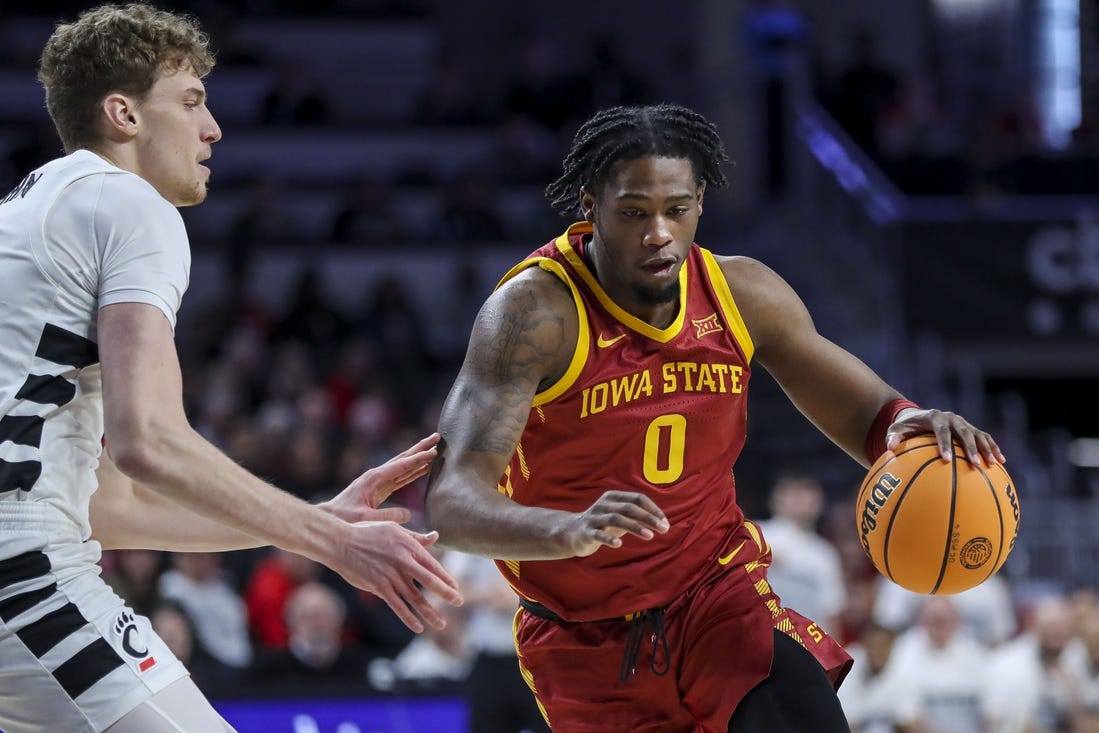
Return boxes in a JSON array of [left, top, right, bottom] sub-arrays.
[[596, 333, 626, 348], [717, 540, 748, 566]]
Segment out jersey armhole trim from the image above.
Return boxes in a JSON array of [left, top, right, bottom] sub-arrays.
[[700, 248, 754, 363], [496, 256, 589, 407]]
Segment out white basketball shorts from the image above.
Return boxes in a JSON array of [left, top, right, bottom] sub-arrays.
[[0, 531, 188, 733]]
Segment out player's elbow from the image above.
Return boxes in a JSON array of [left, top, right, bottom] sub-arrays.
[[105, 418, 179, 484], [106, 437, 161, 483], [423, 485, 460, 545]]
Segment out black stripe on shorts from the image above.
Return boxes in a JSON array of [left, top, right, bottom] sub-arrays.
[[0, 582, 56, 622], [16, 602, 89, 657], [0, 550, 50, 589], [52, 638, 125, 700]]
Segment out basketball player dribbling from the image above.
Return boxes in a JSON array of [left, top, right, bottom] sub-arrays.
[[425, 103, 1006, 732], [0, 5, 461, 732]]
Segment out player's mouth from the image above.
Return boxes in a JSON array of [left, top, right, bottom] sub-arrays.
[[641, 257, 677, 278]]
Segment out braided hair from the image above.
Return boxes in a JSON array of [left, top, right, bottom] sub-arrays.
[[545, 103, 730, 217]]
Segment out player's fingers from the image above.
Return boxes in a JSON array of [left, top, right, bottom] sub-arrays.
[[371, 459, 434, 505], [359, 506, 412, 524], [593, 512, 658, 541], [600, 492, 669, 528], [408, 540, 464, 605], [976, 432, 1006, 464], [396, 578, 448, 631], [381, 586, 427, 633], [948, 423, 983, 466], [415, 529, 440, 547], [932, 418, 954, 461], [590, 528, 623, 548], [396, 463, 431, 486], [396, 433, 441, 459]]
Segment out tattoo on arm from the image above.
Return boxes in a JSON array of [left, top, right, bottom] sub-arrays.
[[454, 286, 568, 456]]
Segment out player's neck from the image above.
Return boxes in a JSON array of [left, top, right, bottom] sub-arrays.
[[583, 235, 680, 329]]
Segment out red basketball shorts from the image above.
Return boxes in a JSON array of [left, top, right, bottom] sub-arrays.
[[513, 535, 853, 732]]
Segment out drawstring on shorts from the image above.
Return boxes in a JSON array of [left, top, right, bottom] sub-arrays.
[[618, 608, 669, 683], [518, 598, 670, 684]]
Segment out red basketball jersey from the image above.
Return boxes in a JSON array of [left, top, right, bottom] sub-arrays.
[[494, 222, 756, 621]]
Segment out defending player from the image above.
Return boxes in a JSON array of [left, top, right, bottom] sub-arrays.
[[424, 103, 1004, 732], [0, 5, 460, 732]]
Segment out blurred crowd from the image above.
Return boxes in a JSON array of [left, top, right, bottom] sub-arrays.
[[1, 2, 1094, 730]]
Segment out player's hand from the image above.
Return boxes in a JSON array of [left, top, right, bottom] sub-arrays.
[[561, 490, 670, 557], [886, 408, 1006, 466], [319, 433, 441, 524], [331, 520, 462, 633]]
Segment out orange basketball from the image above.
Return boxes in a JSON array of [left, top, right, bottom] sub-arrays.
[[856, 434, 1020, 595]]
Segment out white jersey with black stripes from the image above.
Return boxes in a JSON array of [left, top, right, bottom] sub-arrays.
[[0, 151, 195, 733], [0, 150, 190, 538]]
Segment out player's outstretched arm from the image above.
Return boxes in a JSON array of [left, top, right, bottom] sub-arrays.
[[424, 269, 668, 560], [720, 256, 1001, 467], [89, 433, 437, 550], [98, 302, 461, 631]]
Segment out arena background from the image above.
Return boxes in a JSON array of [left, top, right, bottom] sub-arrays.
[[1, 1, 1097, 731]]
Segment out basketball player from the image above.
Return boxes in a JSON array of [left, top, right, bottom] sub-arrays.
[[424, 103, 1005, 732], [0, 5, 461, 732]]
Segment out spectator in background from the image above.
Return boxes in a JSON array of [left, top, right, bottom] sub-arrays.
[[874, 573, 1017, 647], [490, 114, 561, 186], [434, 171, 506, 243], [580, 36, 650, 113], [281, 427, 336, 499], [838, 622, 925, 733], [823, 494, 881, 646], [245, 548, 323, 650], [503, 33, 587, 133], [983, 595, 1084, 732], [151, 600, 234, 694], [259, 59, 331, 126], [413, 48, 489, 126], [181, 249, 273, 362], [227, 176, 305, 247], [446, 552, 551, 733], [1069, 608, 1099, 732], [367, 596, 471, 694], [271, 269, 350, 360], [890, 598, 989, 733], [250, 582, 371, 695], [329, 175, 408, 245], [830, 28, 898, 160], [103, 549, 167, 618], [159, 552, 254, 684], [756, 471, 846, 635]]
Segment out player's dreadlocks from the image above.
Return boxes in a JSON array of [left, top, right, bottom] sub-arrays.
[[545, 103, 730, 216]]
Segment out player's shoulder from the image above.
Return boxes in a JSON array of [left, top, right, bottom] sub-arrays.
[[92, 169, 179, 219], [708, 254, 782, 284], [54, 151, 178, 220], [494, 257, 577, 311]]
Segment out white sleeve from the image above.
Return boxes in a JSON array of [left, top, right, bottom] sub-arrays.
[[92, 174, 191, 329]]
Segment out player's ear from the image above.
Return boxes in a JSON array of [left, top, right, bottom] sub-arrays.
[[697, 181, 706, 215], [101, 93, 139, 141], [580, 187, 596, 222]]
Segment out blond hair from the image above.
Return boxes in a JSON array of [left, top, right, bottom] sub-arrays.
[[37, 3, 215, 153]]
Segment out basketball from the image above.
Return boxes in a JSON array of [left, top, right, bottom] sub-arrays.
[[856, 434, 1020, 595]]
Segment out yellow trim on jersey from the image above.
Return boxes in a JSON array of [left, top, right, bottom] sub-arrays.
[[496, 255, 591, 408], [554, 222, 687, 343], [700, 248, 754, 363]]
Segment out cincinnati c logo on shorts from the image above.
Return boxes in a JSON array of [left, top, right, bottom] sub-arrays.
[[114, 611, 157, 671]]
